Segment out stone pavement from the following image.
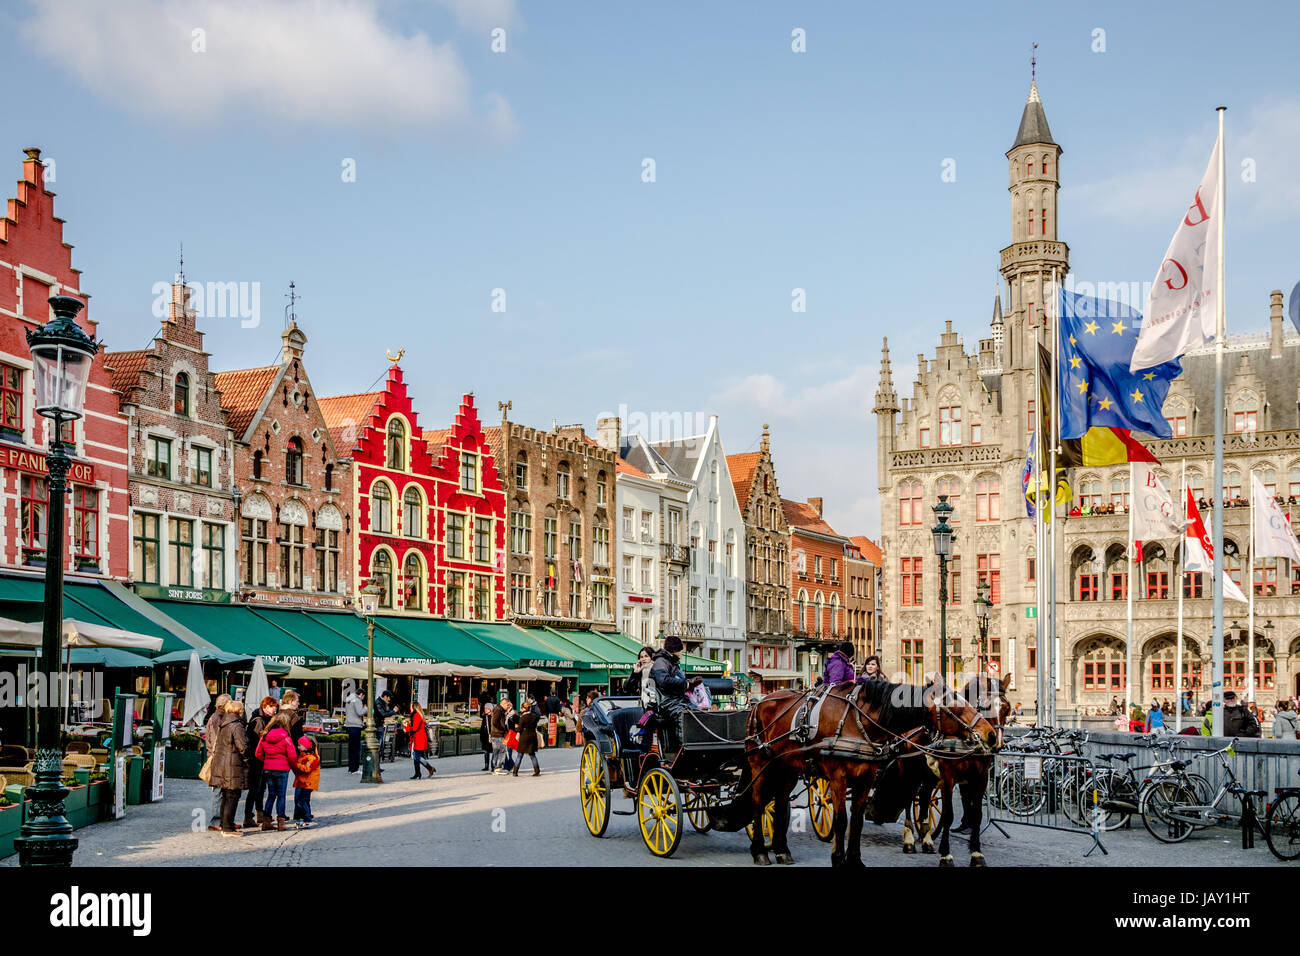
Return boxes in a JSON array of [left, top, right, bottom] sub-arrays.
[[5, 746, 1290, 867]]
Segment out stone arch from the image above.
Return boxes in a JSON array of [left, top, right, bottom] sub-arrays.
[[240, 491, 273, 521]]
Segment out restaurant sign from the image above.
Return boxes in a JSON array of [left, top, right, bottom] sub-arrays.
[[135, 583, 231, 604], [0, 441, 95, 484], [526, 658, 577, 670]]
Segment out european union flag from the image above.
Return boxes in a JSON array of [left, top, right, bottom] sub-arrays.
[[1058, 289, 1182, 441]]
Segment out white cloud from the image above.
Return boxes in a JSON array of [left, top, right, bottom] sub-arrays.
[[708, 365, 878, 423], [430, 0, 516, 32], [21, 0, 513, 132]]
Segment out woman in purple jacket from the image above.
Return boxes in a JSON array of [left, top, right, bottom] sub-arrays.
[[822, 642, 857, 686]]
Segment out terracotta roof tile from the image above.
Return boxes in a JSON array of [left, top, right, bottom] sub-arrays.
[[317, 391, 383, 456], [482, 426, 505, 473], [850, 535, 883, 566], [726, 452, 761, 512], [616, 457, 647, 479], [781, 497, 845, 539], [103, 350, 150, 396], [421, 427, 451, 462], [213, 365, 281, 437]]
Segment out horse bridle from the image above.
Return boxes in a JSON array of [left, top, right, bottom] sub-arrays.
[[932, 688, 996, 754]]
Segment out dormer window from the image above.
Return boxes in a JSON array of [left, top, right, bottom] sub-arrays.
[[174, 372, 190, 417]]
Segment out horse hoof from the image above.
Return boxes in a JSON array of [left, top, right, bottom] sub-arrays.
[[902, 844, 916, 855], [921, 843, 936, 855], [775, 852, 796, 865], [939, 856, 955, 867], [754, 853, 772, 867], [970, 854, 987, 867]]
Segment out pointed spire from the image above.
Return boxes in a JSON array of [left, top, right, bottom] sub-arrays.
[[1011, 54, 1055, 150], [874, 337, 899, 413], [992, 284, 1003, 325], [760, 423, 770, 455]]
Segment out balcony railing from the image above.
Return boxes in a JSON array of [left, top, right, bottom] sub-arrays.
[[662, 543, 690, 565], [663, 620, 705, 638]]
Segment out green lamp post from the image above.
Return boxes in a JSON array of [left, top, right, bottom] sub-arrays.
[[974, 579, 992, 676], [354, 576, 384, 784], [931, 495, 954, 685], [16, 295, 100, 867]]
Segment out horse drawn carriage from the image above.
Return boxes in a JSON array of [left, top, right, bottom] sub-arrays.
[[578, 695, 835, 857]]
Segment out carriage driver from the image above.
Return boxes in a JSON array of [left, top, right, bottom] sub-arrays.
[[823, 641, 856, 685], [650, 634, 693, 750]]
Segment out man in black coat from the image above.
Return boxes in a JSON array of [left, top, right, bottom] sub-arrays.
[[374, 690, 396, 763], [544, 692, 563, 715], [650, 635, 691, 751]]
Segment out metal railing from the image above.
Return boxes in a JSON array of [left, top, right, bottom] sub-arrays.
[[663, 620, 705, 638]]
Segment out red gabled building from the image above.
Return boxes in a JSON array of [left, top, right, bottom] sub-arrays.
[[320, 365, 506, 620], [0, 148, 129, 580]]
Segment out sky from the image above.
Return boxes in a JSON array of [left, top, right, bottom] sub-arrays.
[[3, 0, 1297, 539]]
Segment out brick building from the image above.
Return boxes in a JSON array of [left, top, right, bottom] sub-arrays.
[[213, 318, 352, 609], [105, 278, 238, 600], [489, 416, 617, 630], [784, 496, 849, 678], [320, 369, 507, 620], [0, 148, 128, 581], [846, 535, 882, 662]]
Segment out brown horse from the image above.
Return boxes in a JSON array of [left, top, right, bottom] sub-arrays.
[[901, 674, 1012, 866], [712, 678, 998, 867]]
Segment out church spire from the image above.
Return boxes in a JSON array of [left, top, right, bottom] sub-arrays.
[[874, 337, 899, 412]]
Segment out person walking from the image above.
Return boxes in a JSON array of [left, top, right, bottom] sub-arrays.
[[205, 693, 233, 831], [256, 712, 299, 831], [344, 687, 367, 774], [513, 697, 542, 777], [406, 701, 437, 779], [1273, 700, 1300, 739], [292, 736, 320, 827], [243, 696, 279, 828], [501, 699, 519, 773], [479, 700, 493, 771], [489, 696, 510, 774], [209, 698, 249, 837]]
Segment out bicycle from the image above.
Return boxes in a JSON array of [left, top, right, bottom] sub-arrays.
[[1265, 777, 1300, 861], [1139, 740, 1268, 844], [1080, 734, 1213, 831]]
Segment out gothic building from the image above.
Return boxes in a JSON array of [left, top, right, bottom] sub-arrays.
[[875, 81, 1300, 712]]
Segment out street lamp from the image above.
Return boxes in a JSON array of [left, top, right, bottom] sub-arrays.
[[931, 495, 954, 685], [974, 579, 992, 676], [16, 295, 99, 867], [354, 576, 384, 784]]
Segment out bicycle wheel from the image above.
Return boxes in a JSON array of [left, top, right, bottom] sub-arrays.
[[1058, 770, 1091, 827], [998, 767, 1045, 817], [1184, 772, 1213, 805], [1266, 792, 1300, 861], [1141, 780, 1195, 843], [1083, 770, 1133, 831]]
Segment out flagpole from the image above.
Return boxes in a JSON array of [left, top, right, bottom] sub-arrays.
[[1034, 322, 1045, 727], [1177, 459, 1185, 732], [1049, 269, 1059, 727], [1211, 106, 1227, 736], [1127, 458, 1135, 716], [1248, 482, 1255, 703]]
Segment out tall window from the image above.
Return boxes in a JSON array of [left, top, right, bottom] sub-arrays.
[[285, 437, 304, 485], [596, 478, 606, 507], [556, 464, 570, 500], [975, 478, 1000, 521], [1233, 394, 1258, 434], [976, 553, 1001, 603], [252, 450, 263, 480], [592, 523, 610, 566], [476, 575, 492, 619], [948, 556, 961, 605], [1078, 570, 1098, 601], [1027, 399, 1035, 433], [387, 419, 406, 470], [1166, 415, 1188, 437], [899, 481, 923, 526], [371, 483, 393, 534], [919, 427, 931, 448], [314, 528, 339, 592], [174, 372, 190, 416], [936, 478, 961, 522], [901, 557, 922, 607], [20, 477, 50, 560], [202, 523, 224, 589], [1110, 568, 1127, 601], [901, 638, 924, 682], [241, 517, 269, 586], [146, 436, 171, 480], [446, 571, 465, 617], [475, 517, 492, 563], [404, 553, 424, 611], [1224, 471, 1242, 500], [191, 446, 213, 487], [73, 488, 99, 563], [622, 507, 634, 539], [543, 517, 558, 559], [568, 518, 583, 558], [132, 512, 161, 584], [324, 463, 333, 491], [514, 455, 527, 491], [1183, 570, 1204, 598], [446, 513, 466, 560], [374, 551, 393, 608], [460, 451, 478, 492], [403, 487, 423, 537], [169, 518, 195, 587], [510, 509, 532, 554], [1254, 467, 1277, 497], [592, 581, 612, 621], [1254, 559, 1278, 597], [939, 405, 962, 446], [1, 363, 23, 432], [278, 521, 305, 589], [1078, 478, 1102, 509], [1110, 475, 1130, 510], [510, 573, 531, 614], [1290, 467, 1300, 501]]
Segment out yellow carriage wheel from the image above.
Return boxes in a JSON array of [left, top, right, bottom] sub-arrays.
[[745, 799, 776, 848], [809, 776, 834, 842], [637, 767, 684, 858], [684, 789, 713, 833], [913, 788, 940, 835], [579, 742, 611, 838]]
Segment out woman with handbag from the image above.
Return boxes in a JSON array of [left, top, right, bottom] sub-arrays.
[[503, 702, 520, 772], [513, 696, 542, 777], [406, 701, 437, 779], [208, 699, 249, 837]]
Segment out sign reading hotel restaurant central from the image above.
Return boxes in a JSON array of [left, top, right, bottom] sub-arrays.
[[0, 441, 95, 483]]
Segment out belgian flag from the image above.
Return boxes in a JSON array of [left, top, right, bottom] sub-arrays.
[[1039, 344, 1158, 467]]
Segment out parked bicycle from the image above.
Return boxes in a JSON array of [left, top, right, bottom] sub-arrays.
[[1139, 740, 1268, 844]]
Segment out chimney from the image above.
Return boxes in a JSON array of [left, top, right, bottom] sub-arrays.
[[22, 147, 45, 191], [808, 497, 823, 517], [596, 415, 621, 452], [1270, 289, 1285, 358], [281, 322, 307, 363]]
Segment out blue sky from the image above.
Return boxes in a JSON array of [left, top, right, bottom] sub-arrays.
[[3, 0, 1297, 538]]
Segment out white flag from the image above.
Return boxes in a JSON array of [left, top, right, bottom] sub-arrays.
[[1131, 136, 1221, 372], [1182, 488, 1248, 603], [1132, 463, 1183, 541], [1252, 473, 1300, 561]]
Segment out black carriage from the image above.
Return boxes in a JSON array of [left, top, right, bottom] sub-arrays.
[[578, 695, 833, 857]]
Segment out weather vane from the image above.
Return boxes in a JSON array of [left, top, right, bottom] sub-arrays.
[[386, 348, 405, 364], [1031, 42, 1037, 82]]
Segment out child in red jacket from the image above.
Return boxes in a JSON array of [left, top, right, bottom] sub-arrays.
[[293, 736, 321, 827]]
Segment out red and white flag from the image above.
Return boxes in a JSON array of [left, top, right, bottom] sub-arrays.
[[1132, 135, 1221, 372], [1183, 488, 1247, 603]]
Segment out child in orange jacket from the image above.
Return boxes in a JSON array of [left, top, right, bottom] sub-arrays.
[[292, 736, 321, 827]]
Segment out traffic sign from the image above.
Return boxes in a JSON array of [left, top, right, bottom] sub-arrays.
[[986, 660, 999, 674], [1025, 606, 1037, 619]]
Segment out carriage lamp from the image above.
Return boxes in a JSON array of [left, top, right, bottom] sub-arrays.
[[974, 581, 992, 675], [354, 576, 384, 784], [932, 496, 954, 683], [16, 296, 99, 868]]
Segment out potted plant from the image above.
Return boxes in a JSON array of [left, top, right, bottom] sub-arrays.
[[62, 774, 89, 829], [0, 796, 20, 859], [87, 770, 108, 825], [313, 734, 336, 767], [438, 726, 457, 758], [165, 732, 206, 779]]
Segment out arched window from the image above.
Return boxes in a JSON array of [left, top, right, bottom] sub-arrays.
[[514, 452, 528, 491], [936, 477, 961, 522], [1078, 637, 1126, 692], [899, 481, 923, 526], [1073, 546, 1100, 601], [830, 595, 841, 637], [372, 550, 393, 608], [1189, 470, 1205, 503], [285, 437, 304, 485], [1253, 467, 1276, 497], [403, 487, 423, 537], [403, 552, 424, 611], [371, 482, 392, 534], [1233, 392, 1258, 434], [387, 419, 406, 470], [814, 594, 825, 635], [174, 372, 190, 416], [1110, 475, 1130, 511], [975, 477, 1000, 522], [1078, 477, 1102, 510], [252, 449, 263, 480], [796, 589, 808, 633]]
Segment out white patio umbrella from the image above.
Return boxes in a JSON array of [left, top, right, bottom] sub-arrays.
[[0, 616, 164, 650], [181, 650, 209, 726], [244, 656, 270, 719]]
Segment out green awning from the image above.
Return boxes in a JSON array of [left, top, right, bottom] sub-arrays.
[[254, 608, 429, 664], [371, 617, 513, 668], [0, 576, 191, 653], [542, 627, 637, 675], [600, 629, 725, 675], [447, 622, 585, 678], [148, 600, 332, 666]]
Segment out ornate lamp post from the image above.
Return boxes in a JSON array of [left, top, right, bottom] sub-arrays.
[[16, 296, 99, 867], [931, 495, 954, 685], [974, 580, 992, 677], [354, 576, 384, 784]]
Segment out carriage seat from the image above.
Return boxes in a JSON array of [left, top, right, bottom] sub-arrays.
[[608, 704, 648, 752]]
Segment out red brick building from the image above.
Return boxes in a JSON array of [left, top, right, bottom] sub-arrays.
[[783, 496, 849, 672], [847, 535, 882, 661], [213, 319, 353, 609], [320, 368, 506, 620], [105, 279, 238, 600], [0, 148, 128, 580]]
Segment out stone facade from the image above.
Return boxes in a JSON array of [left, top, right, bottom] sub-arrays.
[[488, 417, 617, 630], [214, 322, 353, 610], [0, 148, 129, 581], [105, 279, 238, 599]]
